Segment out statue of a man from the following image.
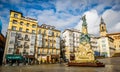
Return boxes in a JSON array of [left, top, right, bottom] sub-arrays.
[[82, 15, 86, 21], [82, 15, 87, 26]]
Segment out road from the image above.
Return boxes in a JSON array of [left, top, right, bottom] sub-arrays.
[[0, 57, 120, 72]]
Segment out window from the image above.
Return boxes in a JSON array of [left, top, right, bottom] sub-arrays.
[[39, 30, 41, 34], [30, 50, 34, 54], [25, 35, 28, 38], [11, 32, 16, 37], [31, 35, 36, 40], [14, 14, 18, 18], [26, 23, 29, 27], [52, 32, 54, 36], [17, 33, 22, 38], [48, 30, 52, 36], [44, 30, 46, 35], [17, 41, 21, 46], [13, 20, 17, 24], [32, 30, 35, 33], [24, 42, 27, 45], [19, 27, 22, 31], [39, 34, 42, 40], [102, 40, 105, 43], [48, 39, 50, 48], [8, 48, 14, 53], [42, 49, 44, 53], [20, 21, 24, 25], [52, 44, 54, 48], [32, 24, 36, 28], [12, 26, 16, 30], [102, 44, 106, 48], [9, 40, 14, 44], [39, 41, 42, 47], [26, 29, 29, 33]]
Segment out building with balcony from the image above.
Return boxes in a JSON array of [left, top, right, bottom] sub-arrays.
[[36, 24, 61, 64], [3, 10, 38, 64], [98, 36, 115, 57], [62, 29, 81, 61], [107, 33, 120, 53], [90, 36, 100, 56], [99, 17, 115, 57]]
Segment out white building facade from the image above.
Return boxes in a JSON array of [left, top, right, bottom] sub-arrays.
[[90, 36, 100, 56], [62, 29, 81, 61], [99, 37, 115, 57]]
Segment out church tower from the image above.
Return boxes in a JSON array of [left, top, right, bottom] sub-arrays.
[[100, 17, 107, 36]]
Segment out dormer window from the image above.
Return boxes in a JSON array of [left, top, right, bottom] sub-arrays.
[[14, 14, 18, 18]]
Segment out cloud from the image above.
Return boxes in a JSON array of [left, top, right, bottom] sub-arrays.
[[0, 8, 9, 36], [75, 9, 120, 36], [75, 9, 100, 35], [102, 9, 120, 33]]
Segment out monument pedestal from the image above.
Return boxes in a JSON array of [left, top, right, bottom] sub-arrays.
[[67, 60, 105, 67]]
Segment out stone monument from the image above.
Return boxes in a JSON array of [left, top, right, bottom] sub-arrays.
[[67, 15, 105, 67], [75, 15, 94, 62]]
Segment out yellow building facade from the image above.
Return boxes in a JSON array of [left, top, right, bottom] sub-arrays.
[[36, 24, 61, 64], [3, 10, 61, 64], [3, 10, 38, 64], [107, 33, 120, 53]]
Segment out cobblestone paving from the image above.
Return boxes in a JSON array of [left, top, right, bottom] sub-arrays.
[[0, 57, 120, 72]]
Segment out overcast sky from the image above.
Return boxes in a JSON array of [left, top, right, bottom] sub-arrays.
[[0, 0, 120, 36]]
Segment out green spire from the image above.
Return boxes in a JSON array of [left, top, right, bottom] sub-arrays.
[[82, 15, 87, 26]]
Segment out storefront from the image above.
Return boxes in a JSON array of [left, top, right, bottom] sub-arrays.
[[23, 55, 35, 64], [51, 55, 59, 63], [5, 54, 23, 65]]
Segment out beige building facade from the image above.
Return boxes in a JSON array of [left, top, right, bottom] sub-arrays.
[[36, 24, 61, 64]]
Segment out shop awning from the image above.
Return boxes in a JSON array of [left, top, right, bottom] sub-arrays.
[[5, 54, 23, 60]]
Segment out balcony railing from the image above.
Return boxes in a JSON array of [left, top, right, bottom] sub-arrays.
[[23, 52, 29, 55], [17, 37, 23, 40], [24, 45, 29, 48], [17, 45, 22, 48], [24, 38, 30, 41]]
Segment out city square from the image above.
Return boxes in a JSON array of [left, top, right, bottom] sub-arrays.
[[0, 0, 120, 72], [0, 57, 120, 72]]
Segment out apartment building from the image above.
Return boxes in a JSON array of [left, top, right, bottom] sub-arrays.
[[36, 24, 61, 63], [90, 36, 100, 56], [3, 10, 38, 64], [62, 29, 81, 61], [107, 33, 120, 53], [98, 36, 115, 57]]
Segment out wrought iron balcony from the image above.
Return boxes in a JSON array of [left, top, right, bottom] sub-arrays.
[[17, 37, 23, 40], [24, 37, 30, 41], [17, 45, 22, 48], [24, 45, 29, 48]]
